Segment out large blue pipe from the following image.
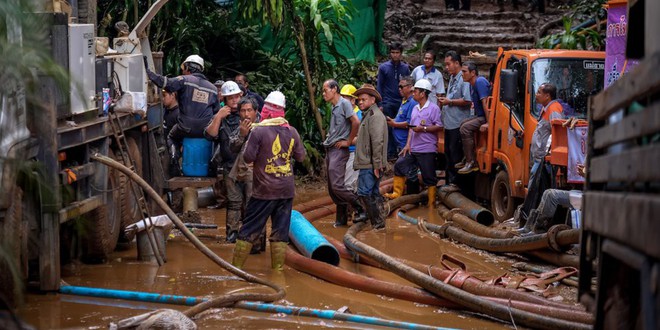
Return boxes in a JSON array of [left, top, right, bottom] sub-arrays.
[[59, 285, 450, 330], [288, 210, 340, 265]]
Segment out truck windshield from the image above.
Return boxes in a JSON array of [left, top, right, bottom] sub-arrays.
[[530, 58, 604, 119]]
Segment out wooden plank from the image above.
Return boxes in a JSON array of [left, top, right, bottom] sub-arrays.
[[591, 51, 660, 121], [594, 101, 660, 149], [58, 195, 102, 224], [583, 191, 660, 259], [590, 144, 660, 183]]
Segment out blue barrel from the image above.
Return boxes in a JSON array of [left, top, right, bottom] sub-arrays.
[[289, 210, 340, 266], [182, 138, 213, 177]]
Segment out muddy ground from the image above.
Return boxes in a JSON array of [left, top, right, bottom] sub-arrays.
[[17, 182, 579, 329]]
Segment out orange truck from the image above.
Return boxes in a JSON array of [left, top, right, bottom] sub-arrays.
[[442, 48, 605, 221]]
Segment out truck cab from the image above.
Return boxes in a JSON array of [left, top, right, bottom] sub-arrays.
[[474, 48, 605, 220]]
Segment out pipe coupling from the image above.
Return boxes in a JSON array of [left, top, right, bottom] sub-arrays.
[[547, 224, 571, 252]]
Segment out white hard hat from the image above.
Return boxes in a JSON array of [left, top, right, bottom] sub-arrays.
[[413, 78, 433, 92], [265, 91, 286, 108], [221, 81, 241, 96], [183, 54, 204, 70]]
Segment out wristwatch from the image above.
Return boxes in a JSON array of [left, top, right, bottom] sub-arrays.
[[423, 126, 427, 132]]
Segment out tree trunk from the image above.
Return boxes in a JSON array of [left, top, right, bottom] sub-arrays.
[[293, 20, 326, 139]]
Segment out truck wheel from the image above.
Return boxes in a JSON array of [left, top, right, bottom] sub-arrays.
[[0, 186, 25, 308], [118, 137, 143, 242], [491, 170, 515, 222], [82, 150, 121, 263]]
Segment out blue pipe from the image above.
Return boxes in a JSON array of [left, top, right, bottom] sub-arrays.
[[60, 285, 450, 330], [59, 285, 205, 306], [288, 210, 340, 266], [234, 301, 452, 330]]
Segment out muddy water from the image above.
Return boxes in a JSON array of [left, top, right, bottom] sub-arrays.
[[18, 194, 555, 329]]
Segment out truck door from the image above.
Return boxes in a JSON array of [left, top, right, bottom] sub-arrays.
[[492, 55, 527, 198]]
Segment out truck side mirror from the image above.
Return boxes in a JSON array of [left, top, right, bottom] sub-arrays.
[[499, 69, 518, 104]]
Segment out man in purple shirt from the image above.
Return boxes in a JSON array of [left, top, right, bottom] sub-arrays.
[[384, 79, 442, 207], [377, 42, 411, 160], [231, 92, 306, 271]]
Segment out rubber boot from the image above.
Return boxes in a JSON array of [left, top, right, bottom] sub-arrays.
[[427, 186, 437, 208], [270, 242, 288, 271], [334, 204, 349, 227], [365, 195, 385, 230], [351, 199, 367, 223], [226, 208, 242, 243], [517, 209, 538, 236], [383, 176, 405, 199], [231, 240, 253, 269]]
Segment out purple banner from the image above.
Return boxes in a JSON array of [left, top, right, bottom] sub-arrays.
[[605, 4, 638, 89]]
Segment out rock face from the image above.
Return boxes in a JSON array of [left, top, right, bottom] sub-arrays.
[[384, 0, 566, 63]]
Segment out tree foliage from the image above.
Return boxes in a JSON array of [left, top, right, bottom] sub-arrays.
[[537, 0, 606, 50]]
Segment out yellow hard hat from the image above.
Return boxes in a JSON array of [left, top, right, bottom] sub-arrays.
[[340, 84, 358, 98]]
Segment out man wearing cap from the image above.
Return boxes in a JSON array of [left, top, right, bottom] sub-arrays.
[[144, 54, 219, 176], [322, 79, 365, 227], [204, 81, 245, 243], [384, 79, 442, 207], [231, 91, 306, 271], [354, 84, 388, 230], [385, 76, 418, 196]]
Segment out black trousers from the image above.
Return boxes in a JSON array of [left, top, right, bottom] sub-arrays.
[[444, 128, 463, 185], [393, 152, 438, 187]]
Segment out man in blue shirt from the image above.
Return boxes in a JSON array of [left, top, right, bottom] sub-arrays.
[[458, 61, 490, 174], [377, 42, 411, 160]]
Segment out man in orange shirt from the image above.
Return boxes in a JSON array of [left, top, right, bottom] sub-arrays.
[[530, 83, 563, 177]]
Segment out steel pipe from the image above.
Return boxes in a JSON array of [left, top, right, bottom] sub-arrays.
[[438, 187, 494, 225], [289, 211, 340, 265]]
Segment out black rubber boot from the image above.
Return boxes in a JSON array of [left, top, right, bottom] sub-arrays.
[[517, 209, 538, 236], [351, 199, 367, 223], [334, 204, 349, 227], [365, 195, 385, 230]]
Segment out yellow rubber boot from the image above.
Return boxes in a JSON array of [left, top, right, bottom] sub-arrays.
[[383, 176, 406, 199], [427, 186, 437, 208], [231, 240, 253, 269], [270, 242, 288, 271]]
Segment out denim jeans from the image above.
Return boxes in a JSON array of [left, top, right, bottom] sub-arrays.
[[357, 169, 382, 197]]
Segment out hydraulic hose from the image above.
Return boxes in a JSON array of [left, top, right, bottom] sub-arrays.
[[285, 247, 460, 308], [437, 204, 514, 239], [343, 222, 592, 329], [399, 211, 579, 253], [324, 236, 584, 312], [91, 154, 285, 318]]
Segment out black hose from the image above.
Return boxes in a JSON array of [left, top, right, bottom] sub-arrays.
[[91, 154, 285, 318], [343, 223, 591, 329]]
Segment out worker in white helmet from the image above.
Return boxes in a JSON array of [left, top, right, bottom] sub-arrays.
[[144, 54, 219, 176], [231, 90, 306, 271], [385, 78, 442, 208], [204, 80, 245, 243]]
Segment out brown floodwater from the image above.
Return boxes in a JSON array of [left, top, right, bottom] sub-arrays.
[[17, 188, 576, 329]]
